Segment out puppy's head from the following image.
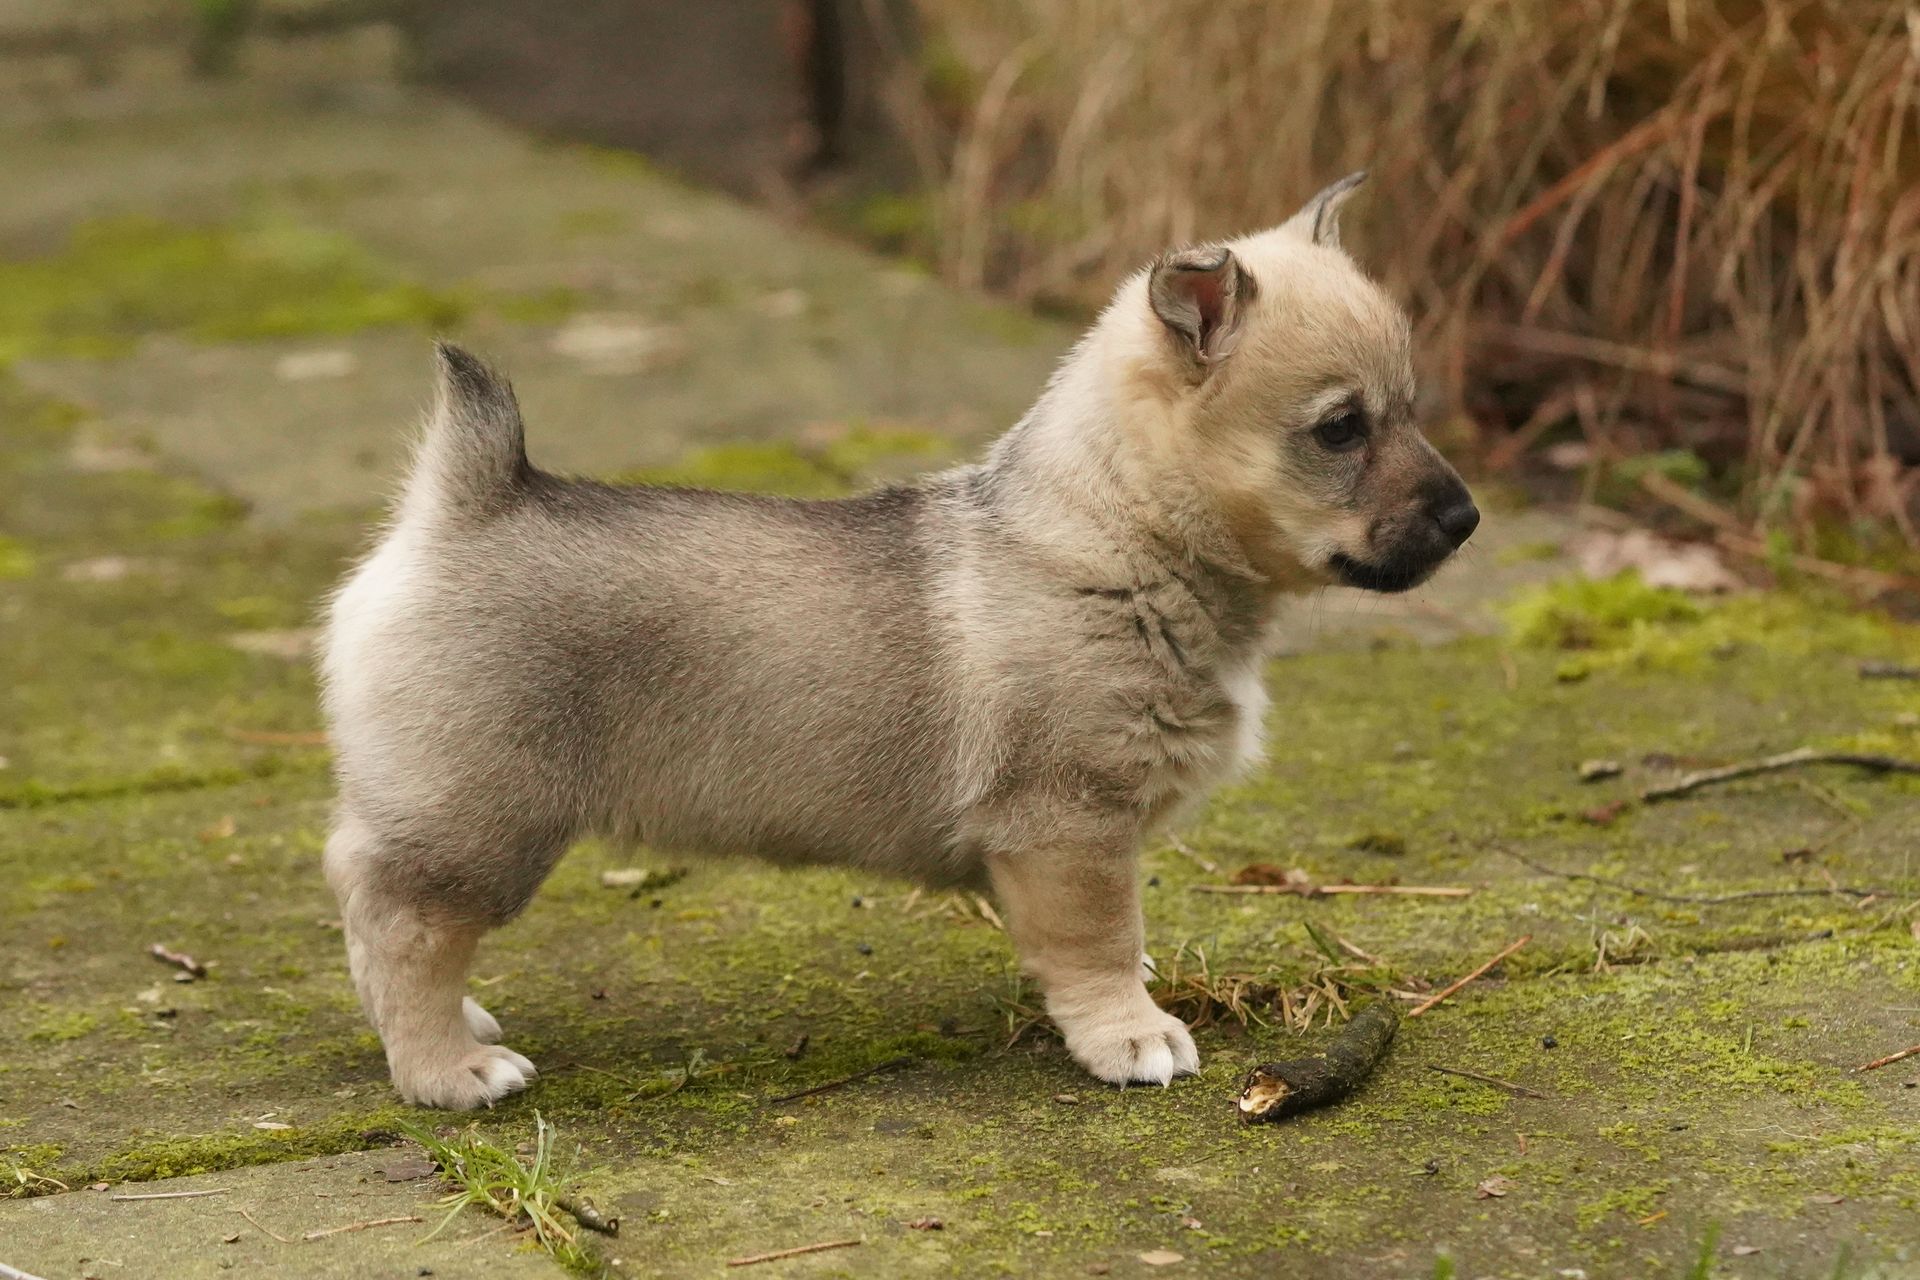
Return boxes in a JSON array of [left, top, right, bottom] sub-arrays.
[[1127, 174, 1477, 592]]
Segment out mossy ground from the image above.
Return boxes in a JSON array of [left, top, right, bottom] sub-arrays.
[[3, 70, 1919, 1280]]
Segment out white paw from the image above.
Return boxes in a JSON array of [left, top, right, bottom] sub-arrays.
[[393, 1042, 537, 1110], [463, 996, 502, 1043], [1053, 989, 1199, 1087]]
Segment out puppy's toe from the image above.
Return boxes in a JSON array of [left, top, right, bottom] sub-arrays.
[[394, 1043, 537, 1110], [463, 996, 502, 1044], [1059, 996, 1199, 1088]]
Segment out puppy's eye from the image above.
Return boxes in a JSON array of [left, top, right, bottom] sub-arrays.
[[1313, 411, 1368, 452]]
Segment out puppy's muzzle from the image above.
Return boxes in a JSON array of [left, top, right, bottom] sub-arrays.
[[1330, 475, 1479, 594]]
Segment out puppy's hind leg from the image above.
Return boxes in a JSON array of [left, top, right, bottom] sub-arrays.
[[325, 818, 536, 1109]]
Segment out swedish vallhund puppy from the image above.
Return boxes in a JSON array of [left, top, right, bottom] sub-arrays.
[[322, 175, 1478, 1108]]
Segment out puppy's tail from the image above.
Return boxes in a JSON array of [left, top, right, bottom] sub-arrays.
[[403, 342, 530, 523]]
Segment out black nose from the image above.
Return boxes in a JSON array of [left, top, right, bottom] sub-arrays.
[[1433, 498, 1480, 548]]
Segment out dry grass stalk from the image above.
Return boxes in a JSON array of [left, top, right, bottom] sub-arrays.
[[897, 0, 1920, 554]]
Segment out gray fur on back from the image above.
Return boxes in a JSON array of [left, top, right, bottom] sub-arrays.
[[322, 345, 1278, 926]]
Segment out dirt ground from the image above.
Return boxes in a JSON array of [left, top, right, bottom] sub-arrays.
[[3, 34, 1918, 1280]]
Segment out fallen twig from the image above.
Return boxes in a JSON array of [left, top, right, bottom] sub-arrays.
[[1238, 1002, 1400, 1122], [1642, 747, 1920, 803], [1853, 1044, 1920, 1073], [1427, 1064, 1549, 1099], [148, 943, 208, 979], [110, 1187, 228, 1201], [1500, 848, 1888, 905], [301, 1215, 422, 1241], [1191, 883, 1473, 899], [767, 1056, 915, 1105], [1164, 834, 1219, 875], [234, 1206, 293, 1243], [0, 1261, 52, 1280], [727, 1238, 862, 1267], [556, 1195, 619, 1236], [1407, 937, 1531, 1018]]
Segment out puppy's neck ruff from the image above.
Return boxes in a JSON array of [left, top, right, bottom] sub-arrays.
[[970, 287, 1293, 630]]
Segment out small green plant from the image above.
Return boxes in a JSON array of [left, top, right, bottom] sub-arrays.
[[405, 1113, 602, 1275], [1685, 1221, 1722, 1280]]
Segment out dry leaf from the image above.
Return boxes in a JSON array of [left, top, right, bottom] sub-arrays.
[[252, 1121, 292, 1131], [1475, 1175, 1514, 1199], [1138, 1250, 1184, 1266], [1571, 529, 1743, 593], [907, 1217, 944, 1231], [1809, 1193, 1845, 1205], [1732, 1245, 1761, 1256], [381, 1157, 436, 1182]]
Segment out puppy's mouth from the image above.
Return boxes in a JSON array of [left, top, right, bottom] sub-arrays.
[[1327, 552, 1442, 594]]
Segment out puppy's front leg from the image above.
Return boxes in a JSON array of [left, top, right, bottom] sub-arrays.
[[989, 845, 1198, 1086]]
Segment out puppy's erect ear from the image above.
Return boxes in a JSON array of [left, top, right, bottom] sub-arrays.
[[1148, 246, 1251, 368], [1280, 170, 1368, 248]]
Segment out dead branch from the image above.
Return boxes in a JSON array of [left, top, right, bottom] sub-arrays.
[[766, 1056, 914, 1105], [1426, 1064, 1549, 1099], [1852, 1044, 1920, 1073], [148, 943, 208, 979], [1237, 1002, 1400, 1123], [1641, 746, 1920, 803], [110, 1187, 227, 1201], [234, 1206, 293, 1243], [1499, 848, 1889, 904], [300, 1215, 422, 1241], [1191, 883, 1472, 899], [556, 1195, 619, 1236], [1406, 936, 1531, 1017], [0, 1261, 53, 1280], [727, 1239, 862, 1267]]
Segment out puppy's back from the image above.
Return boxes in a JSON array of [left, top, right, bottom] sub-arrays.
[[324, 351, 975, 917]]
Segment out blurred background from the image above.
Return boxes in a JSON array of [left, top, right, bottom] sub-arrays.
[[1, 0, 1916, 596]]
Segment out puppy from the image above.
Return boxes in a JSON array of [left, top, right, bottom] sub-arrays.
[[322, 174, 1477, 1108]]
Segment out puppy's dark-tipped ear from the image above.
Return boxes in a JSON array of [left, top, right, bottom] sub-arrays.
[[1148, 246, 1251, 369], [1280, 171, 1368, 249]]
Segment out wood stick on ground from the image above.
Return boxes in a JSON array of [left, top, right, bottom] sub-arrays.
[[300, 1215, 422, 1241], [0, 1262, 52, 1280], [1190, 884, 1473, 899], [110, 1187, 228, 1201], [1407, 937, 1531, 1018], [1641, 747, 1920, 803], [1427, 1064, 1550, 1099], [148, 942, 208, 978], [1853, 1044, 1920, 1073], [234, 1206, 293, 1243], [766, 1056, 915, 1105], [1498, 847, 1887, 905], [1238, 1002, 1400, 1123], [727, 1239, 862, 1267], [556, 1195, 619, 1236], [1165, 834, 1219, 875]]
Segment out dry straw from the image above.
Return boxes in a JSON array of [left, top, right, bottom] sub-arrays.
[[891, 0, 1920, 556]]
